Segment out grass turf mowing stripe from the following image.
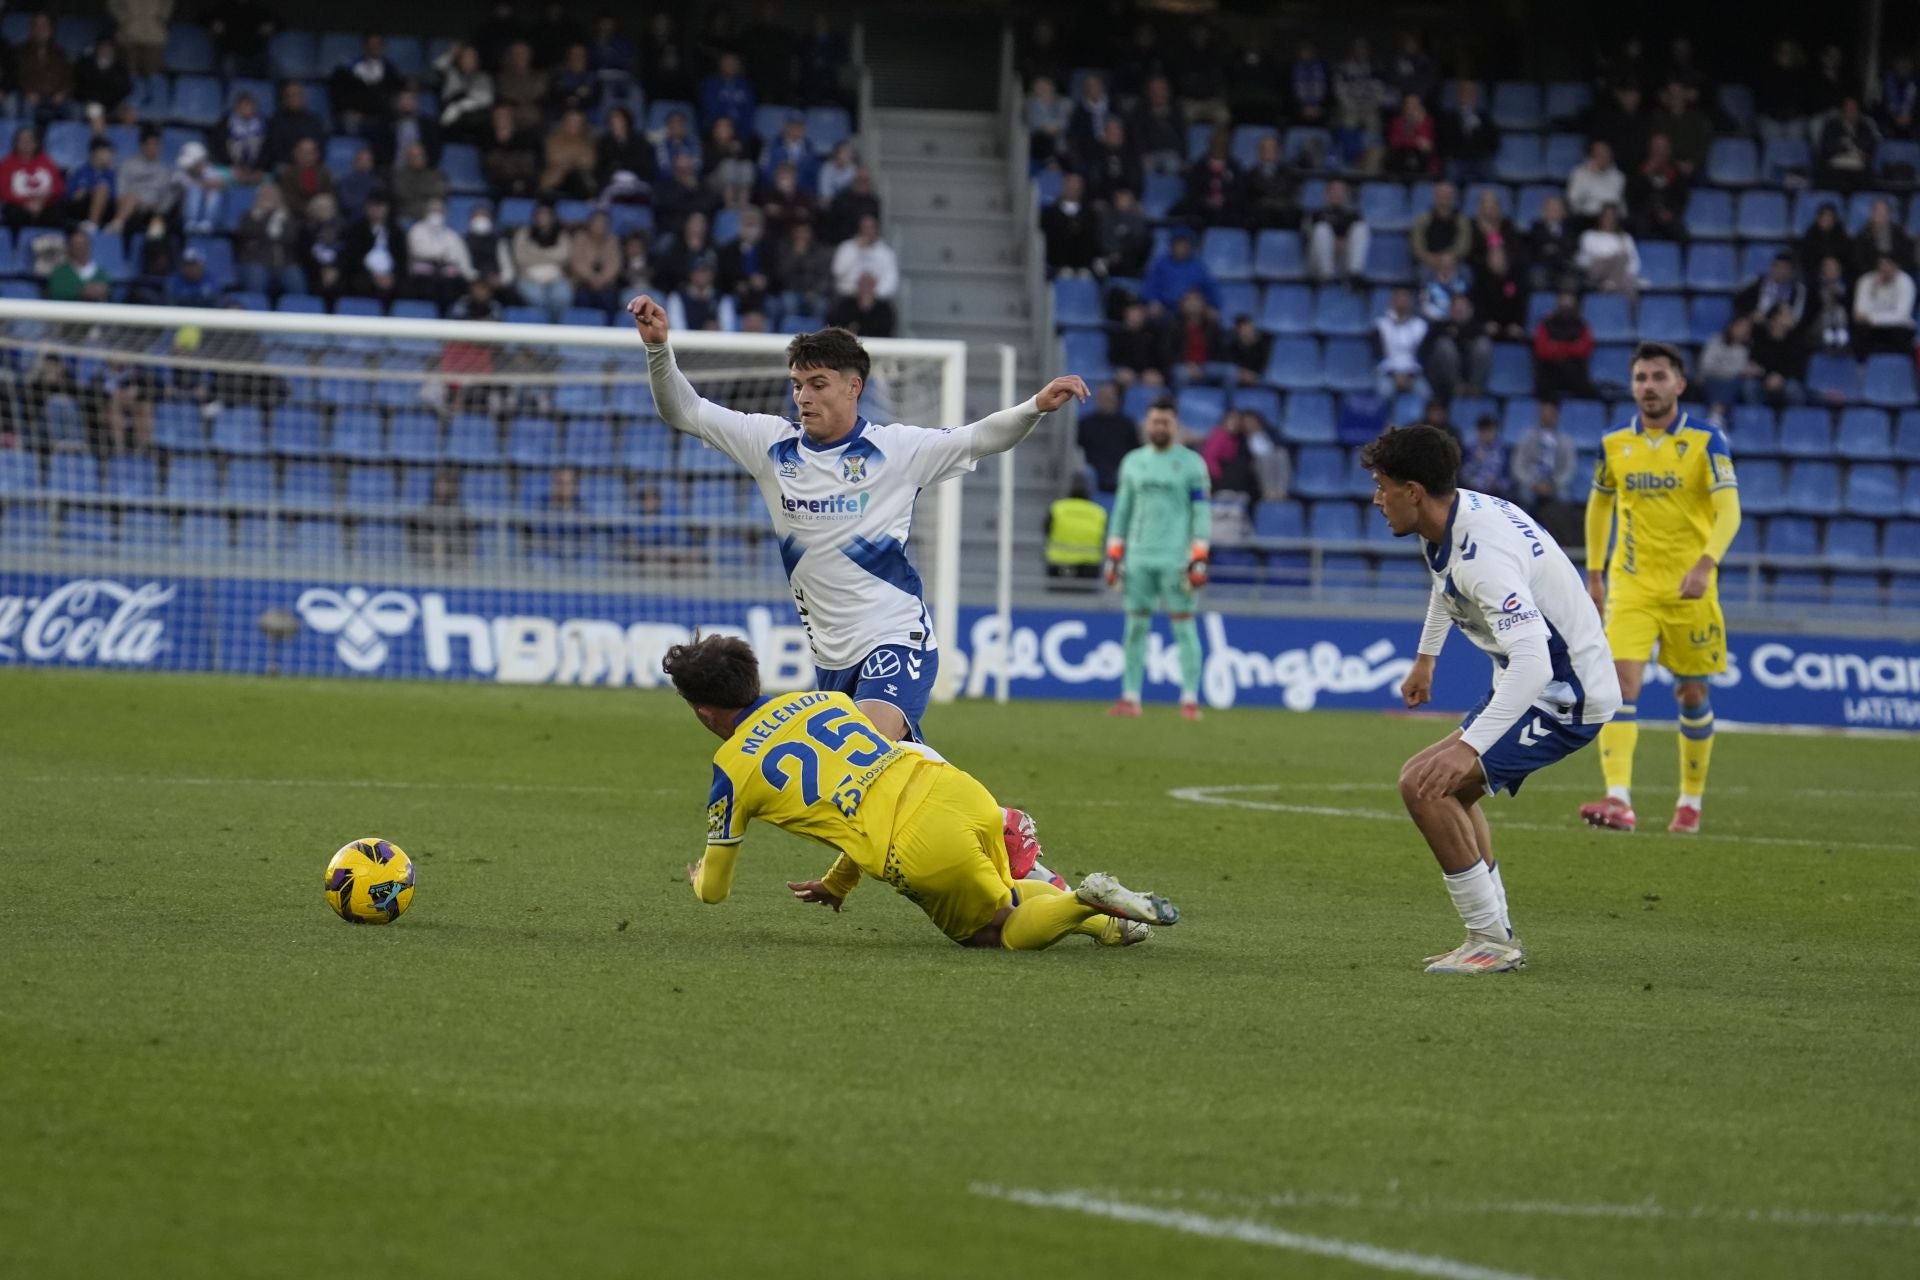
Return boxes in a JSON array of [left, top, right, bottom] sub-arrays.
[[972, 1184, 1550, 1280]]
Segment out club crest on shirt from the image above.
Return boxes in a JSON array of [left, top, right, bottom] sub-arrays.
[[1501, 593, 1522, 612], [841, 455, 868, 483], [1675, 440, 1689, 458]]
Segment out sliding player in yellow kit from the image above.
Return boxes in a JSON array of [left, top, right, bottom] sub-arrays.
[[1580, 343, 1741, 835], [665, 634, 1179, 948]]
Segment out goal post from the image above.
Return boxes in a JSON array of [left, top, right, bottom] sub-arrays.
[[0, 299, 969, 696]]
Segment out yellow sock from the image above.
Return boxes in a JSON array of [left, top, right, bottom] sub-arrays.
[[1000, 888, 1098, 950], [1677, 697, 1714, 801], [1599, 705, 1638, 795], [1006, 877, 1108, 938]]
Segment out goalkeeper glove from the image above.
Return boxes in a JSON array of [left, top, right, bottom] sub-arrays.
[[1104, 540, 1124, 589], [1187, 543, 1209, 590]]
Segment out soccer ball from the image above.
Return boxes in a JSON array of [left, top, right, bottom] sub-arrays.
[[323, 838, 416, 924]]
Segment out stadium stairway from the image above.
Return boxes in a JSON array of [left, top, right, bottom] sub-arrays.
[[867, 74, 1057, 597]]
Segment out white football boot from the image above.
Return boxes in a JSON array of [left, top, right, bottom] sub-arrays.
[[1424, 931, 1526, 974], [1075, 872, 1180, 926]]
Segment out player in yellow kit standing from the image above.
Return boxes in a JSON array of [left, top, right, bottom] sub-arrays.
[[665, 634, 1179, 948], [1580, 343, 1742, 835]]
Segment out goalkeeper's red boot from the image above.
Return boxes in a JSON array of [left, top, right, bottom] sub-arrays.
[[1668, 803, 1701, 835], [1578, 796, 1637, 832], [1002, 808, 1067, 890], [1107, 697, 1142, 718], [1180, 698, 1203, 721]]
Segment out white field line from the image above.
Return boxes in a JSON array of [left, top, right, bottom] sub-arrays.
[[1114, 1186, 1920, 1233], [970, 1184, 1550, 1280], [1169, 784, 1919, 853], [3, 774, 676, 796]]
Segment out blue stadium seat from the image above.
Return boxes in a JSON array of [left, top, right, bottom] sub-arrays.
[[1684, 243, 1738, 290], [1687, 190, 1735, 240], [1881, 139, 1920, 179], [1292, 446, 1349, 500], [59, 509, 115, 552], [1705, 137, 1759, 186], [1784, 460, 1842, 515], [1322, 339, 1374, 394], [621, 427, 677, 472], [1490, 81, 1542, 130], [1309, 500, 1363, 541], [1362, 233, 1411, 284], [42, 120, 91, 170], [318, 32, 361, 71], [563, 419, 618, 469], [1254, 500, 1305, 539], [1486, 343, 1531, 397], [270, 408, 326, 458], [1177, 386, 1227, 428], [1844, 192, 1892, 233], [1886, 519, 1920, 557], [1907, 469, 1920, 518], [1140, 172, 1182, 220], [1259, 284, 1313, 335], [462, 470, 511, 513], [0, 450, 38, 495], [1584, 293, 1633, 343], [1689, 294, 1733, 344], [1201, 228, 1252, 281], [1253, 230, 1305, 281], [152, 400, 207, 452], [579, 471, 628, 517], [1825, 517, 1880, 561], [1264, 337, 1322, 391], [211, 406, 268, 454], [164, 23, 216, 73], [1545, 81, 1591, 122], [1737, 242, 1787, 284], [1863, 354, 1918, 408], [222, 459, 272, 500], [345, 464, 398, 506], [1061, 328, 1110, 382], [1514, 184, 1559, 228], [1359, 183, 1413, 231], [175, 512, 227, 552], [1729, 405, 1779, 455], [1895, 411, 1920, 462], [1230, 386, 1282, 426], [1637, 294, 1689, 344], [328, 411, 383, 460], [1735, 191, 1790, 241], [806, 106, 852, 152], [1762, 136, 1812, 183], [1312, 286, 1368, 337], [1052, 277, 1101, 327], [387, 412, 441, 463], [1638, 240, 1683, 291], [1493, 134, 1544, 183], [1229, 125, 1278, 167], [1735, 459, 1786, 514], [1835, 408, 1894, 459], [276, 293, 325, 314], [267, 31, 317, 78], [1763, 515, 1820, 557], [385, 35, 425, 76], [171, 74, 222, 126], [106, 454, 158, 498], [1806, 354, 1860, 402], [290, 518, 347, 562], [1778, 407, 1834, 457], [1121, 383, 1159, 423], [1217, 281, 1259, 325], [445, 415, 502, 465], [279, 461, 334, 508], [1281, 390, 1337, 443], [1845, 463, 1903, 517], [1542, 133, 1586, 175], [1501, 397, 1539, 443], [1558, 400, 1607, 449], [1590, 345, 1633, 392]]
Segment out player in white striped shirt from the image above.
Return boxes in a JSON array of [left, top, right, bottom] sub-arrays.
[[1363, 425, 1621, 974]]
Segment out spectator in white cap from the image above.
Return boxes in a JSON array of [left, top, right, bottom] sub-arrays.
[[172, 140, 229, 236]]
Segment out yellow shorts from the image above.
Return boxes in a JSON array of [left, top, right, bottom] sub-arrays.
[[1605, 591, 1728, 678], [880, 764, 1015, 942]]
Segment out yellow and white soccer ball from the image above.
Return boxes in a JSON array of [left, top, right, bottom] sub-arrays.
[[323, 838, 416, 924]]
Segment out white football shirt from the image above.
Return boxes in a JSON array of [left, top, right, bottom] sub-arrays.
[[1419, 489, 1622, 751]]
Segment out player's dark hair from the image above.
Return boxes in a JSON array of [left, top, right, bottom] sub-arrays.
[[786, 327, 870, 385], [1631, 341, 1686, 375], [662, 634, 761, 709], [1360, 425, 1460, 497], [1146, 396, 1177, 416]]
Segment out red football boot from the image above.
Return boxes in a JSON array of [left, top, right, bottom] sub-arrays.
[[1107, 697, 1142, 718], [1002, 808, 1067, 889], [1578, 796, 1638, 832], [1668, 803, 1701, 835], [1180, 699, 1203, 721]]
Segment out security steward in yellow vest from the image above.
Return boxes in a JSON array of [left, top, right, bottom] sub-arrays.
[[1046, 476, 1108, 579]]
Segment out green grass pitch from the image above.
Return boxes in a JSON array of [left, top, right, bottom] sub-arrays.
[[3, 669, 1917, 1279]]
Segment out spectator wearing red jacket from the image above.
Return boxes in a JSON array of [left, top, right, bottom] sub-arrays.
[[1532, 290, 1597, 399], [1, 127, 65, 229], [1385, 93, 1439, 177]]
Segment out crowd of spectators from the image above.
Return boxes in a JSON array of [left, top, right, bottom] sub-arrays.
[[0, 4, 896, 336], [1029, 13, 1920, 548]]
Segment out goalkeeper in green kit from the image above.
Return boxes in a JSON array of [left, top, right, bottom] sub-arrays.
[[1103, 397, 1213, 720]]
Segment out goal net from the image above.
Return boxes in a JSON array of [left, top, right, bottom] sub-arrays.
[[0, 300, 966, 695]]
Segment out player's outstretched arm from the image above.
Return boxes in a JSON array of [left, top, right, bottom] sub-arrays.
[[956, 376, 1092, 461], [628, 295, 776, 466], [689, 841, 742, 904]]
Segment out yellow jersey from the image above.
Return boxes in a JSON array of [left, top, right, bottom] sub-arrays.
[[1590, 411, 1737, 597], [698, 689, 919, 898]]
